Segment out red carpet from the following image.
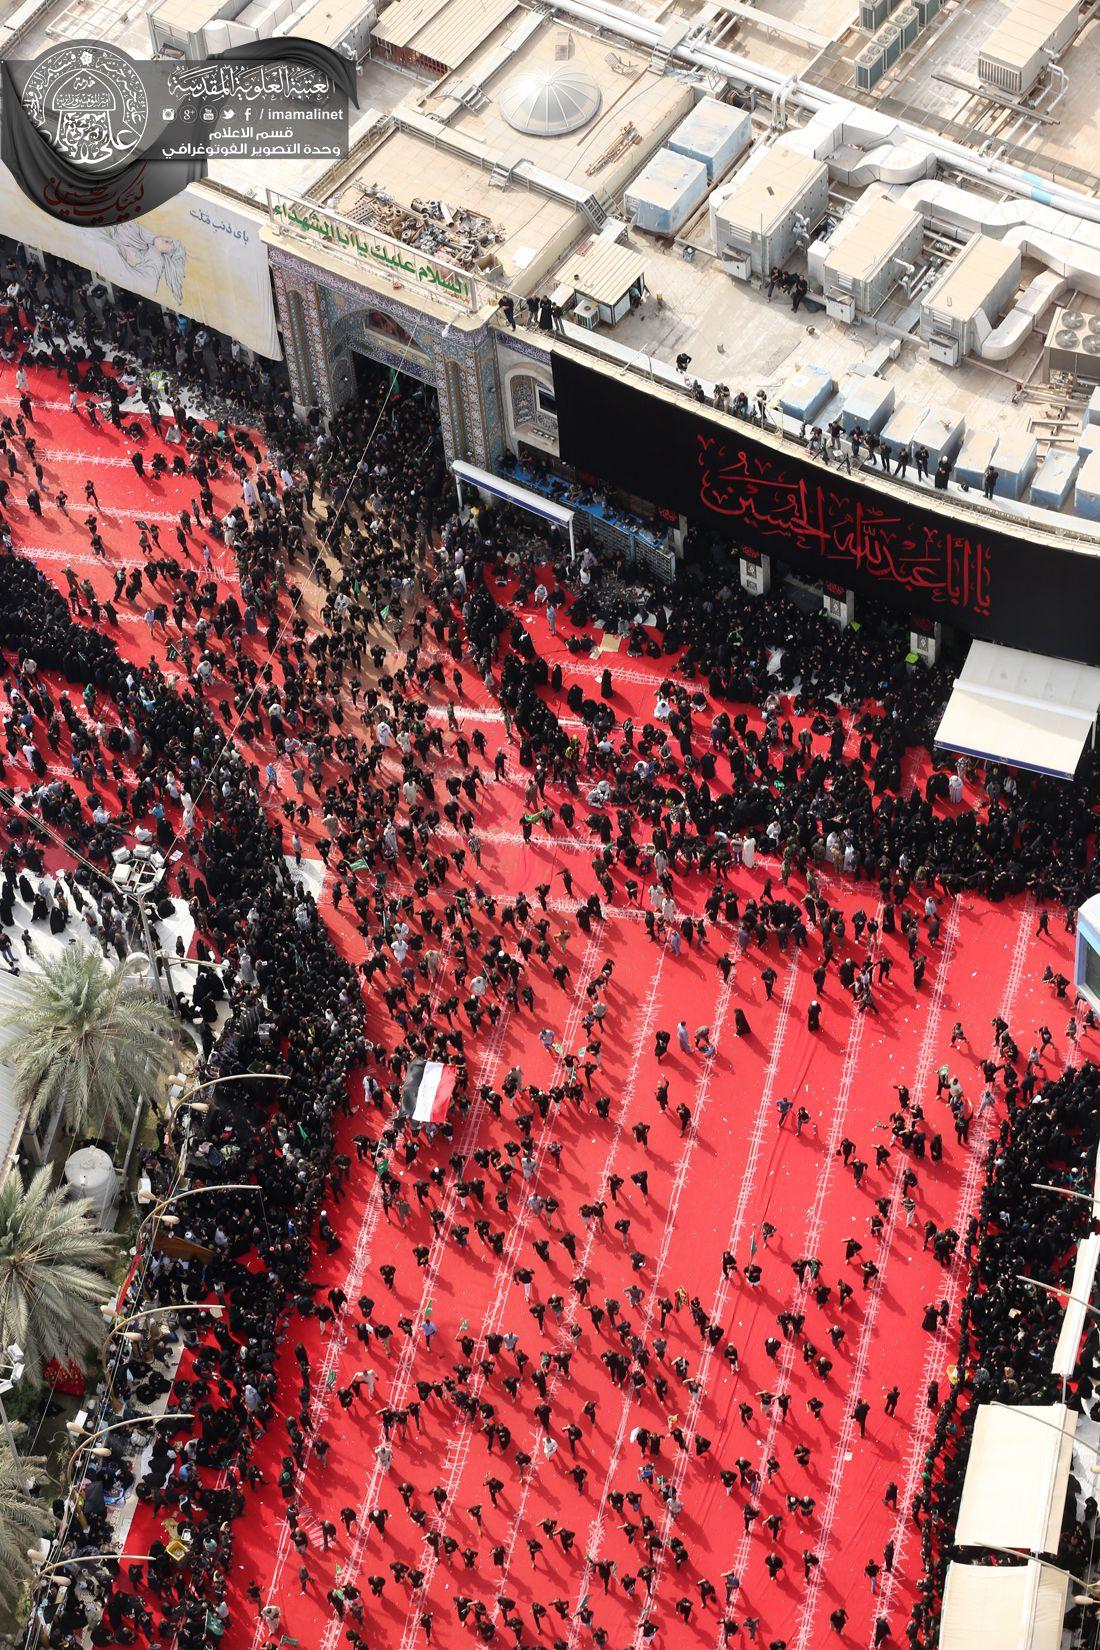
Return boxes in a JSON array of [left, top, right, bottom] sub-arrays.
[[0, 358, 1087, 1650]]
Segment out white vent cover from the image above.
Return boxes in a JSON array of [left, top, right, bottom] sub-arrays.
[[500, 62, 602, 137]]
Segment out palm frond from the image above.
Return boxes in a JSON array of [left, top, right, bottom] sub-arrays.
[[0, 1167, 114, 1382], [0, 1440, 50, 1608], [0, 947, 181, 1136]]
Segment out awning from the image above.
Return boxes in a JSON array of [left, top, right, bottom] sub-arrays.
[[940, 1560, 1069, 1650], [954, 1402, 1076, 1553], [936, 639, 1100, 779], [452, 461, 575, 536], [401, 1059, 457, 1125], [560, 239, 649, 308], [1052, 1232, 1100, 1377]]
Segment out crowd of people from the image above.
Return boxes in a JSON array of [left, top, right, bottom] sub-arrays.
[[0, 238, 1098, 1650], [910, 1055, 1100, 1650]]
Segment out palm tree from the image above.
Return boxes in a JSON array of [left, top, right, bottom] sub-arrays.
[[0, 1439, 48, 1608], [0, 946, 180, 1140], [0, 1167, 114, 1383]]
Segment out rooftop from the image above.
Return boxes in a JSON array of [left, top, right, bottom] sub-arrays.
[[14, 0, 1100, 539], [298, 0, 1100, 536]]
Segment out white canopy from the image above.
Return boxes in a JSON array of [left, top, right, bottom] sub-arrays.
[[452, 462, 575, 555], [1052, 1232, 1100, 1378], [936, 639, 1100, 779], [939, 1560, 1069, 1650], [954, 1403, 1075, 1553]]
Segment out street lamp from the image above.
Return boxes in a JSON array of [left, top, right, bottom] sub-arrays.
[[28, 1546, 162, 1580], [161, 1068, 289, 1128], [112, 852, 178, 1013], [62, 1413, 195, 1488], [1031, 1182, 1098, 1205], [134, 1180, 266, 1236], [986, 1403, 1100, 1485], [1017, 1274, 1100, 1320], [980, 1544, 1100, 1595], [100, 1301, 224, 1335]]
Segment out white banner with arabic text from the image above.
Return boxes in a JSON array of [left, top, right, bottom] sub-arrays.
[[0, 166, 281, 359]]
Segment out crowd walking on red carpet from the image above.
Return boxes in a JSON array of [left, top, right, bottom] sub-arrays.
[[0, 245, 1097, 1650]]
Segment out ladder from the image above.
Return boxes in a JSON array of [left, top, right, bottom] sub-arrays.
[[580, 194, 607, 229]]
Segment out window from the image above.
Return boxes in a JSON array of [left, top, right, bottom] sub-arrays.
[[535, 384, 557, 420]]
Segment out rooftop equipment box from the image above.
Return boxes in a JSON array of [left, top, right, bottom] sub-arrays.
[[977, 0, 1078, 95], [810, 195, 923, 315], [711, 147, 829, 279], [667, 98, 753, 184], [919, 234, 1021, 354], [625, 149, 709, 237]]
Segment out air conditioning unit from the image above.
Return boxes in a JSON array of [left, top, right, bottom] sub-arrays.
[[825, 290, 856, 323], [723, 249, 752, 281], [572, 298, 599, 329], [880, 23, 902, 66], [928, 332, 960, 366], [859, 0, 889, 29], [913, 0, 939, 24], [855, 42, 886, 88], [896, 4, 918, 46]]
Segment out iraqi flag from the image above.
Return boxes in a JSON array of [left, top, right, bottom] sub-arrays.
[[401, 1060, 457, 1126]]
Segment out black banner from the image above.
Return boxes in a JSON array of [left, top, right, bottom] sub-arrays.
[[552, 350, 1100, 666]]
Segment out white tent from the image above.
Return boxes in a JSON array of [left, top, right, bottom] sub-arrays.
[[1052, 1233, 1100, 1378], [936, 639, 1100, 779], [954, 1403, 1076, 1553], [939, 1560, 1069, 1650]]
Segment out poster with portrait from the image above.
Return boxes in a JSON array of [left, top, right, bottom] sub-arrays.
[[0, 164, 281, 358]]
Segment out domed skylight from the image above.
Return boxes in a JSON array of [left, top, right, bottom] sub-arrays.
[[499, 63, 602, 138]]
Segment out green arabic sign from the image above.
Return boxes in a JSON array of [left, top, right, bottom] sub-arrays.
[[269, 191, 476, 309]]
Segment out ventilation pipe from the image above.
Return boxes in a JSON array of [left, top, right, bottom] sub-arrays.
[[546, 0, 1100, 236]]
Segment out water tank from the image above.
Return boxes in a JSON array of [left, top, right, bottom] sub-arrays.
[[64, 1147, 120, 1230]]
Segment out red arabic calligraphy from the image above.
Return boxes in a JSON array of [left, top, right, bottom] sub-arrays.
[[697, 434, 991, 617]]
